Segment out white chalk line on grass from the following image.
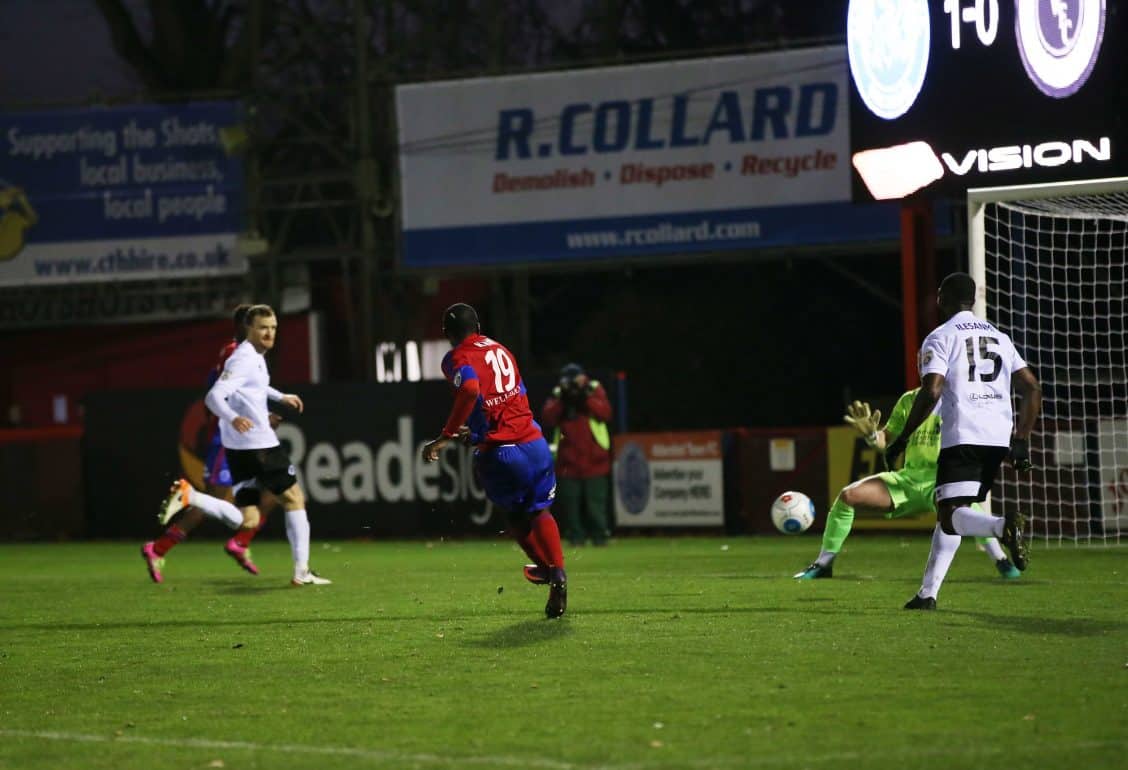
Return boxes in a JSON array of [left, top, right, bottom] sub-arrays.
[[0, 729, 572, 770], [1, 728, 1125, 770]]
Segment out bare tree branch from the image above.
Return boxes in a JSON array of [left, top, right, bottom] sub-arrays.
[[93, 0, 165, 89]]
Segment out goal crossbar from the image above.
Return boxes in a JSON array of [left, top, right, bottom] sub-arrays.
[[968, 176, 1128, 319]]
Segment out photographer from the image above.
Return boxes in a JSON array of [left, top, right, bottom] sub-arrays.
[[541, 363, 613, 546]]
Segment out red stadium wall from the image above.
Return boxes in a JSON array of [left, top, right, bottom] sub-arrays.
[[730, 427, 831, 534], [0, 426, 85, 540], [1, 314, 314, 427]]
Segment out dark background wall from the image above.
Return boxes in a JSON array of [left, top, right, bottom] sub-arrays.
[[525, 249, 919, 430]]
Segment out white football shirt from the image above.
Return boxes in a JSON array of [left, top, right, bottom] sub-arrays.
[[919, 310, 1027, 449], [205, 340, 285, 450]]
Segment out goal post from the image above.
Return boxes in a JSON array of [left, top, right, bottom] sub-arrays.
[[966, 177, 1128, 545]]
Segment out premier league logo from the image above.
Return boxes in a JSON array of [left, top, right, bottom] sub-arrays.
[[847, 0, 931, 120], [1015, 0, 1106, 98], [614, 442, 651, 516]]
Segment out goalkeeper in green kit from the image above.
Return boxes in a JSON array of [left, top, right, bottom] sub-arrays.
[[794, 388, 1021, 598]]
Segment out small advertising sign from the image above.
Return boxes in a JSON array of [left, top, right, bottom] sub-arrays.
[[613, 431, 724, 527]]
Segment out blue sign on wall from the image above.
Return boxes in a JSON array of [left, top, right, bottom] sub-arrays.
[[0, 101, 246, 286]]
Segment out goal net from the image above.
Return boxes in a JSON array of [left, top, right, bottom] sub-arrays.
[[969, 177, 1128, 545]]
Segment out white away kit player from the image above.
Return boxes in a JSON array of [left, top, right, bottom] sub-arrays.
[[884, 273, 1042, 609], [160, 304, 330, 586]]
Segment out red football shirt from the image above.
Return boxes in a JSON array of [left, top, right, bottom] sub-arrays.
[[215, 340, 238, 374], [205, 340, 239, 439], [441, 334, 542, 446]]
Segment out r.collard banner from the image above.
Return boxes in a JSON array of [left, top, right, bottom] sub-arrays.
[[0, 101, 245, 286], [397, 46, 901, 268]]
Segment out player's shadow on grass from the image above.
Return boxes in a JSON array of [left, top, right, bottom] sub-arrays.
[[943, 577, 1042, 586], [717, 573, 886, 582], [463, 618, 572, 649], [948, 609, 1127, 637], [208, 580, 303, 594], [8, 605, 886, 634]]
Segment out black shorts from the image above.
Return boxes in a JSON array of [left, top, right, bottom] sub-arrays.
[[226, 445, 298, 506], [935, 444, 1009, 502]]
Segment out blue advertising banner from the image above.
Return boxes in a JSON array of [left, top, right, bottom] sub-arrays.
[[402, 201, 904, 267], [0, 101, 246, 286]]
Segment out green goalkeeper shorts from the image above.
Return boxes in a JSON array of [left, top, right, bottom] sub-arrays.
[[877, 471, 936, 519]]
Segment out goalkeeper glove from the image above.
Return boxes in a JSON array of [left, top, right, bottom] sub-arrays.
[[844, 401, 884, 448], [1009, 437, 1032, 471]]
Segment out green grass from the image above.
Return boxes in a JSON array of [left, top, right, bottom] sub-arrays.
[[0, 536, 1125, 770]]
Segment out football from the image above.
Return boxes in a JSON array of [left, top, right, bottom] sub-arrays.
[[771, 491, 816, 534]]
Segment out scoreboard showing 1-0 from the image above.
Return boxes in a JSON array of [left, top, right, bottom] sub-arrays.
[[848, 0, 1128, 200]]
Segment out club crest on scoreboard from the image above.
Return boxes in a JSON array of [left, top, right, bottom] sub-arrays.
[[847, 0, 932, 120], [1016, 0, 1106, 98]]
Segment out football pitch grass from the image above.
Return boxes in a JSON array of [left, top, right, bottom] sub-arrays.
[[0, 536, 1125, 770]]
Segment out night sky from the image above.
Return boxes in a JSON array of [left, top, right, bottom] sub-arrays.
[[0, 0, 144, 106]]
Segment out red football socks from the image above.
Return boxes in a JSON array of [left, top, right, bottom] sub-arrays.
[[153, 525, 186, 557], [516, 529, 549, 568], [232, 510, 268, 548], [529, 511, 565, 568]]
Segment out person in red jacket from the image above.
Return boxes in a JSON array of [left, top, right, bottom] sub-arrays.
[[542, 363, 613, 546]]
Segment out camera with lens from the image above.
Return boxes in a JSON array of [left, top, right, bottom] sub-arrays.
[[560, 378, 585, 404], [557, 363, 588, 410]]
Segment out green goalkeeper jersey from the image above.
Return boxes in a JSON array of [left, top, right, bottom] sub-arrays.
[[883, 388, 941, 481]]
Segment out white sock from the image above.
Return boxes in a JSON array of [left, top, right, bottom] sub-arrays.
[[187, 488, 243, 529], [951, 506, 1004, 538], [285, 509, 311, 574], [981, 537, 1007, 561], [918, 523, 962, 599], [815, 550, 837, 567]]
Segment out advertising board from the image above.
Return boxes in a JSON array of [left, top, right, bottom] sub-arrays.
[[0, 101, 245, 285]]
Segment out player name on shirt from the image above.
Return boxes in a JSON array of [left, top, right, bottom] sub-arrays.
[[920, 310, 1026, 449], [442, 333, 543, 447], [484, 388, 521, 409]]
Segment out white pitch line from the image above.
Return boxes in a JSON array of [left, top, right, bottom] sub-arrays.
[[0, 728, 1123, 770], [0, 729, 576, 770]]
